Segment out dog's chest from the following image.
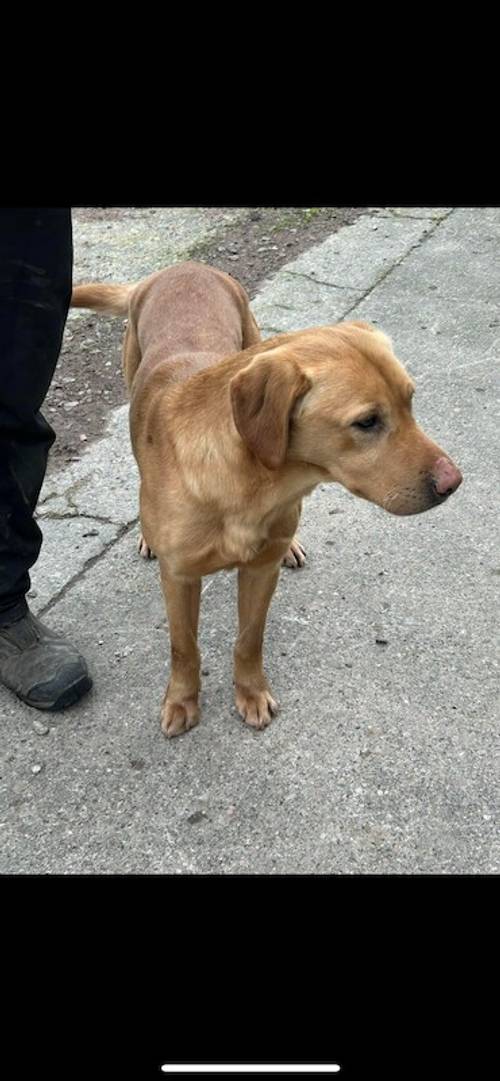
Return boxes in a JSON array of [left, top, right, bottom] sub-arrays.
[[166, 513, 284, 577], [221, 517, 269, 566]]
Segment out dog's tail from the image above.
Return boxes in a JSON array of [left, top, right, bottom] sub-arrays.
[[71, 282, 134, 315]]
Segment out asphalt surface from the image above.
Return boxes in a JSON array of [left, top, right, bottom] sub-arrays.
[[1, 206, 498, 874]]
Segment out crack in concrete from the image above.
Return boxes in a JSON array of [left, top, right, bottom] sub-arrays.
[[37, 518, 139, 619], [376, 210, 450, 221], [338, 210, 456, 320], [283, 270, 357, 291], [37, 511, 125, 526], [38, 475, 89, 516]]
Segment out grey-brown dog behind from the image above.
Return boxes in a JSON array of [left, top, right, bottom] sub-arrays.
[[72, 261, 462, 738]]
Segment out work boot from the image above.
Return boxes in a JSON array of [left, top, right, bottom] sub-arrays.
[[0, 609, 92, 710]]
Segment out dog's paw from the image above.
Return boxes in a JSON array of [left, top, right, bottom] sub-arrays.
[[234, 685, 279, 730], [138, 533, 156, 560], [282, 537, 307, 569], [161, 695, 199, 738]]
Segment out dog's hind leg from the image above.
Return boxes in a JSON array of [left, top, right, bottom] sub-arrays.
[[282, 501, 306, 569], [123, 318, 153, 559], [122, 315, 141, 392], [282, 537, 307, 568], [138, 534, 156, 560]]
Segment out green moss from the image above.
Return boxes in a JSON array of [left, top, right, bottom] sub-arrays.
[[270, 207, 328, 232], [301, 207, 322, 221]]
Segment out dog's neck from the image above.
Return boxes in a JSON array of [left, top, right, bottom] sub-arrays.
[[168, 364, 329, 513]]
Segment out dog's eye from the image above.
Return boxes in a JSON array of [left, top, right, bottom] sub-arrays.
[[353, 414, 379, 430]]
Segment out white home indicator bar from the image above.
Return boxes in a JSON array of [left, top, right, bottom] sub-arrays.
[[161, 1067, 341, 1075]]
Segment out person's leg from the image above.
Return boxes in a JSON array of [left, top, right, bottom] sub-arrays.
[[0, 208, 71, 616], [0, 208, 92, 710]]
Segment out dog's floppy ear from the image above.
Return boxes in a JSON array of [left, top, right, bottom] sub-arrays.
[[229, 348, 311, 469]]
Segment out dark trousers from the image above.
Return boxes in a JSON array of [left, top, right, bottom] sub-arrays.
[[0, 208, 73, 624]]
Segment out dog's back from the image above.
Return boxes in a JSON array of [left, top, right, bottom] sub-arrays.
[[72, 261, 261, 392], [132, 262, 258, 362]]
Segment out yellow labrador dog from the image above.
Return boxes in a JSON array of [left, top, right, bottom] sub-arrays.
[[72, 262, 462, 737]]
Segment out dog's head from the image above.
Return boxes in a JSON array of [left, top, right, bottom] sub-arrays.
[[229, 321, 462, 515]]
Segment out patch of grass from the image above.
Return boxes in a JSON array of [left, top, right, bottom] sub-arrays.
[[270, 207, 332, 232], [269, 211, 300, 232], [300, 207, 323, 222]]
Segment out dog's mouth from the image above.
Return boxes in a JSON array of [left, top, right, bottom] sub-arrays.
[[383, 478, 461, 516], [348, 477, 461, 516]]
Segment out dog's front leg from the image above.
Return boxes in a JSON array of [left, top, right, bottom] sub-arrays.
[[234, 563, 281, 730], [159, 563, 202, 738]]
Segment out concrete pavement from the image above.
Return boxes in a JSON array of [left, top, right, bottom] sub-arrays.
[[1, 206, 498, 873]]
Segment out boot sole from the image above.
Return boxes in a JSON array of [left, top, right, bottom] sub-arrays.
[[18, 673, 93, 711]]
